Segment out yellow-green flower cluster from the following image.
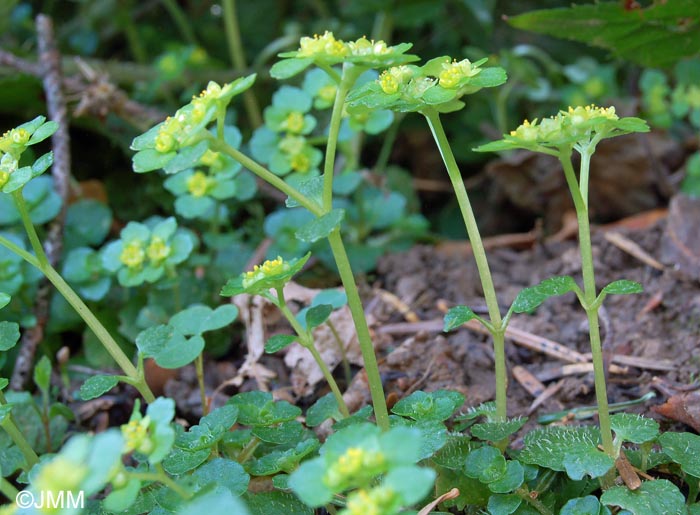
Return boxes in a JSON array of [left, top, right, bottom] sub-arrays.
[[323, 446, 387, 491], [242, 257, 291, 289], [119, 233, 172, 270], [378, 66, 415, 95], [122, 415, 155, 455], [342, 486, 401, 515], [298, 31, 349, 58], [0, 116, 57, 191], [185, 170, 213, 197], [33, 457, 89, 497], [438, 58, 480, 89]]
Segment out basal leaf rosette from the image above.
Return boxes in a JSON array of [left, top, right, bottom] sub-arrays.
[[131, 75, 256, 174], [101, 217, 196, 287], [0, 116, 57, 193], [220, 253, 311, 297], [270, 32, 418, 80], [475, 105, 650, 154], [347, 56, 506, 114]]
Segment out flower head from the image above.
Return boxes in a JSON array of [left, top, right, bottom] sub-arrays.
[[438, 58, 480, 89], [221, 253, 311, 297], [298, 31, 348, 58], [342, 486, 401, 515], [324, 447, 387, 491]]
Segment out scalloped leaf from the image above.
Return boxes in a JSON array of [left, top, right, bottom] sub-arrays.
[[610, 414, 659, 444], [601, 479, 686, 515], [512, 276, 579, 313], [659, 431, 700, 477], [391, 389, 464, 422], [471, 417, 526, 443], [464, 445, 507, 484], [295, 208, 344, 243]]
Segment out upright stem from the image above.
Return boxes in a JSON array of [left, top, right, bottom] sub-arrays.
[[5, 195, 155, 403], [423, 109, 506, 420], [276, 289, 349, 418], [195, 354, 208, 416], [160, 0, 197, 45], [0, 391, 39, 469], [322, 64, 365, 211], [558, 153, 614, 458], [222, 0, 262, 128], [327, 230, 390, 430]]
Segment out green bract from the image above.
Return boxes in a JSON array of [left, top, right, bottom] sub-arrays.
[[475, 104, 650, 154], [0, 116, 57, 193], [250, 128, 323, 187], [120, 398, 175, 464], [131, 75, 256, 174], [347, 56, 506, 114], [264, 86, 317, 135], [271, 32, 418, 79], [220, 252, 310, 297], [101, 217, 196, 287]]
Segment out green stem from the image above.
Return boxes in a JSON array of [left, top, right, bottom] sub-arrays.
[[0, 475, 19, 501], [160, 0, 197, 45], [276, 289, 350, 418], [327, 320, 352, 387], [195, 354, 208, 416], [211, 139, 323, 217], [222, 0, 262, 128], [579, 147, 593, 208], [373, 113, 404, 173], [423, 109, 506, 420], [131, 465, 192, 499], [12, 191, 49, 269], [516, 487, 554, 515], [0, 392, 39, 469], [0, 200, 155, 403], [322, 64, 363, 211], [327, 229, 390, 430], [237, 436, 260, 463], [558, 152, 614, 458]]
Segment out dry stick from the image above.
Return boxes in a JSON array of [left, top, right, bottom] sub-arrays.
[[11, 15, 72, 390]]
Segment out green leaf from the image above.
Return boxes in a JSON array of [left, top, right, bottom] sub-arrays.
[[169, 304, 239, 335], [265, 334, 297, 353], [0, 292, 9, 309], [0, 377, 7, 391], [2, 166, 32, 193], [176, 405, 238, 451], [230, 391, 302, 426], [33, 355, 51, 393], [470, 66, 508, 88], [464, 445, 507, 483], [192, 458, 249, 496], [132, 148, 175, 173], [610, 414, 659, 444], [104, 477, 141, 513], [288, 458, 330, 507], [251, 420, 304, 445], [391, 389, 465, 422], [601, 479, 686, 515], [312, 289, 347, 309], [248, 438, 320, 475], [432, 434, 479, 470], [487, 493, 521, 515], [176, 487, 250, 515], [390, 418, 447, 461], [64, 200, 112, 247], [270, 57, 314, 79], [562, 445, 615, 480], [443, 305, 481, 331], [658, 431, 700, 477], [305, 304, 332, 330], [0, 404, 13, 424], [519, 426, 602, 473], [601, 280, 643, 296], [27, 121, 58, 144], [79, 375, 119, 400], [507, 2, 700, 68], [0, 321, 20, 351], [135, 325, 204, 369], [560, 496, 610, 515], [512, 276, 580, 313], [305, 392, 341, 427], [244, 490, 311, 515], [164, 140, 209, 174], [162, 447, 210, 475], [295, 209, 345, 243], [471, 417, 527, 443], [285, 177, 322, 209], [488, 460, 524, 494], [384, 465, 436, 505], [31, 152, 53, 177]]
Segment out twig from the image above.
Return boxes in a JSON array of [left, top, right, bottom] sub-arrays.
[[603, 231, 664, 270], [11, 15, 72, 390]]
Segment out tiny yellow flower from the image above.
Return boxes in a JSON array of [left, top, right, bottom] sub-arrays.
[[121, 416, 151, 454], [284, 111, 305, 133], [379, 71, 400, 94], [155, 131, 176, 153], [324, 447, 386, 490], [438, 59, 479, 89], [347, 36, 390, 56], [0, 170, 8, 189], [34, 457, 88, 495], [199, 150, 222, 168], [343, 486, 398, 515], [146, 236, 171, 263], [509, 119, 539, 141], [298, 31, 348, 58], [318, 84, 337, 104], [10, 128, 29, 145], [290, 152, 311, 173], [186, 170, 211, 197], [279, 135, 306, 156], [242, 257, 291, 288], [120, 241, 145, 269]]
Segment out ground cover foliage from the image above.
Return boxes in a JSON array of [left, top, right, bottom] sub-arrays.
[[0, 1, 699, 514]]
